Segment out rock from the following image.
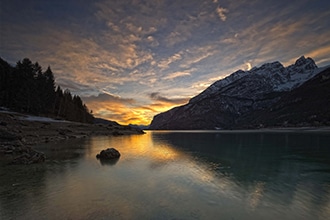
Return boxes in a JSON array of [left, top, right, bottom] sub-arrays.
[[10, 149, 46, 165], [0, 129, 21, 141], [0, 121, 7, 126], [4, 150, 14, 154], [96, 148, 120, 160], [58, 128, 72, 135], [112, 131, 124, 136], [98, 157, 119, 166]]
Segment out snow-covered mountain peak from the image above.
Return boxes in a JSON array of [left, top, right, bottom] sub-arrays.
[[189, 56, 320, 104], [287, 56, 318, 74], [294, 56, 317, 69], [150, 56, 329, 130], [276, 56, 319, 91], [250, 61, 285, 76], [256, 61, 283, 71]]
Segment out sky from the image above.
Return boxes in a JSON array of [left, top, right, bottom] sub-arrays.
[[1, 0, 330, 125]]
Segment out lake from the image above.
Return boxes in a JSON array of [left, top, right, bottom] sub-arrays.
[[1, 130, 330, 220]]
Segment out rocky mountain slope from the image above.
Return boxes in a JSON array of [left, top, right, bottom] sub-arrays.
[[149, 56, 330, 129], [237, 66, 330, 128]]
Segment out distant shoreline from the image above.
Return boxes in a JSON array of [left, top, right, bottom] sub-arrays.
[[146, 127, 330, 133]]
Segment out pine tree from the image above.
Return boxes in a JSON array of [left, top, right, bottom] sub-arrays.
[[0, 57, 94, 123], [54, 86, 63, 117], [42, 66, 56, 113], [12, 58, 40, 113], [0, 58, 13, 107]]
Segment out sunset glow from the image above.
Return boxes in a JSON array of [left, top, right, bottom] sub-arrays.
[[1, 0, 329, 125]]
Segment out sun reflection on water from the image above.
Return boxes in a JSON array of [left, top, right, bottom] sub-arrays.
[[248, 181, 266, 210], [2, 131, 330, 220]]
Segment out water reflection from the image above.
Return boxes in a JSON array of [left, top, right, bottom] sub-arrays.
[[151, 131, 330, 178], [0, 131, 329, 220], [150, 131, 330, 219], [97, 157, 119, 166]]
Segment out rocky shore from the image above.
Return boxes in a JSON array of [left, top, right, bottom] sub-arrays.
[[0, 111, 144, 164]]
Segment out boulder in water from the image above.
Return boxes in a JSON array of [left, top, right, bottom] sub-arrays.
[[96, 148, 120, 160]]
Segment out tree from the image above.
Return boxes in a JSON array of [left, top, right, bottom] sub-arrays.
[[0, 58, 13, 106], [54, 86, 64, 116], [0, 57, 94, 123], [38, 66, 56, 113], [13, 58, 40, 113]]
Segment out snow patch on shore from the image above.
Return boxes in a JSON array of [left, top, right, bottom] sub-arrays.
[[19, 115, 69, 123], [0, 107, 68, 123]]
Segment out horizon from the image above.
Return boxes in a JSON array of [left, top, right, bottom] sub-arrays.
[[1, 55, 326, 127], [1, 0, 330, 125]]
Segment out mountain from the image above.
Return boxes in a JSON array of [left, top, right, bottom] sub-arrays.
[[94, 117, 120, 126], [149, 56, 330, 130], [236, 66, 330, 128], [129, 124, 150, 130]]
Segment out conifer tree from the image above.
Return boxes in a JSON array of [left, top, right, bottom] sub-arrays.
[[0, 58, 13, 106], [0, 57, 94, 123]]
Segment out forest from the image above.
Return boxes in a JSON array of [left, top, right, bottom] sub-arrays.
[[0, 57, 94, 123]]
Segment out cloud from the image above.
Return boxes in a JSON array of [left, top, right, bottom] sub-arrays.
[[81, 91, 187, 125], [162, 1, 220, 47], [165, 31, 191, 47], [216, 6, 228, 21], [106, 21, 121, 32], [86, 98, 176, 125], [149, 92, 189, 105], [214, 3, 330, 71], [220, 33, 240, 45], [305, 45, 330, 67], [245, 62, 252, 71], [8, 25, 154, 91], [163, 71, 191, 80], [1, 0, 330, 126], [83, 92, 135, 105], [179, 45, 218, 69], [81, 92, 139, 124], [158, 52, 183, 69], [146, 35, 159, 47], [55, 78, 100, 97]]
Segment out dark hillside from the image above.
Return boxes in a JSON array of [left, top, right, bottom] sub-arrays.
[[238, 67, 330, 128]]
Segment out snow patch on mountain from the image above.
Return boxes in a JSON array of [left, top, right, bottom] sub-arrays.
[[149, 56, 329, 130], [190, 56, 319, 104]]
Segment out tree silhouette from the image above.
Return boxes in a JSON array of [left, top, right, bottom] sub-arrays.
[[0, 58, 13, 106], [0, 57, 94, 123]]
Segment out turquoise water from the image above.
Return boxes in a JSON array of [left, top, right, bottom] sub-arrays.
[[1, 131, 330, 219]]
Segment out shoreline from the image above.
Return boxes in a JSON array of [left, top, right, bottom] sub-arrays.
[[2, 110, 329, 164], [0, 112, 144, 164], [146, 126, 330, 133]]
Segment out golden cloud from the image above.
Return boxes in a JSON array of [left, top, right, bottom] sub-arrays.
[[82, 91, 189, 125], [163, 71, 191, 80], [306, 45, 330, 66]]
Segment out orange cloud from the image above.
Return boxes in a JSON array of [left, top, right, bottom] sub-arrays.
[[305, 45, 330, 66], [82, 91, 190, 125], [82, 93, 137, 124]]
